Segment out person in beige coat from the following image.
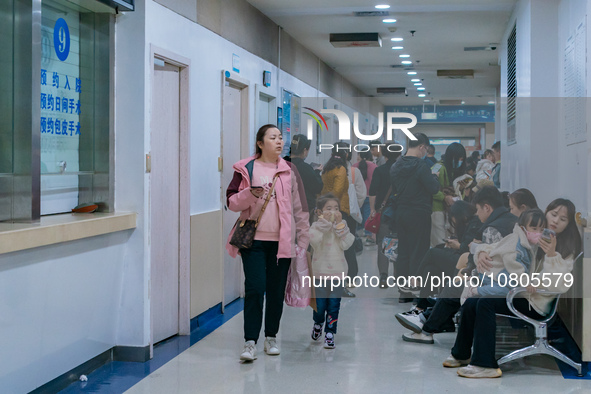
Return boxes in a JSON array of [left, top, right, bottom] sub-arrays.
[[444, 198, 582, 379]]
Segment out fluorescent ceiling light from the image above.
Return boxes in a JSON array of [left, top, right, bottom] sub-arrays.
[[383, 19, 397, 23], [401, 61, 412, 65], [399, 54, 410, 58], [391, 37, 403, 41], [424, 99, 430, 102], [414, 83, 422, 86], [411, 79, 420, 82], [417, 87, 426, 91], [407, 71, 417, 75], [418, 94, 426, 97], [461, 101, 466, 104], [392, 46, 404, 50], [375, 4, 391, 9], [488, 101, 495, 104]]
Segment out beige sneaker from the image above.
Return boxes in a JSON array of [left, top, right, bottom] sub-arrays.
[[442, 354, 471, 368], [457, 365, 502, 378], [402, 331, 434, 344]]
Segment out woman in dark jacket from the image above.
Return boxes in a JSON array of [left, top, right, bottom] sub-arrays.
[[285, 134, 323, 222], [404, 201, 481, 306]]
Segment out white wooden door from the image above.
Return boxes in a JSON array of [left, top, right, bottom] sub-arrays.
[[151, 62, 180, 343], [222, 83, 244, 306]]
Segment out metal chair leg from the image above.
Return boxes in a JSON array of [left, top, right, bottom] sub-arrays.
[[541, 342, 583, 377], [498, 342, 541, 365]]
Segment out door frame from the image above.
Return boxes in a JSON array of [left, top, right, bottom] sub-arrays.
[[220, 70, 250, 311], [149, 45, 191, 353], [255, 83, 277, 127]]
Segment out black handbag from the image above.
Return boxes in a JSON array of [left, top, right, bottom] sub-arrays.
[[229, 175, 278, 249]]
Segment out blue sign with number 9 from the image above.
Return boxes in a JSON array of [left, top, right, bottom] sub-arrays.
[[53, 18, 70, 61]]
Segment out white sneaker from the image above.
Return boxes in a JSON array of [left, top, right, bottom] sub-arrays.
[[442, 354, 471, 368], [264, 337, 280, 355], [457, 365, 502, 378], [402, 331, 434, 344], [395, 311, 424, 333], [240, 340, 257, 361]]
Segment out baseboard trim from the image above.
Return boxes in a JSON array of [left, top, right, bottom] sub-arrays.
[[31, 345, 150, 393], [190, 302, 223, 332], [113, 345, 151, 362], [30, 349, 112, 394]]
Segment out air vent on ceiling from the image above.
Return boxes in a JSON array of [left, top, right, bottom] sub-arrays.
[[388, 27, 397, 33], [330, 33, 382, 48], [437, 69, 474, 79], [439, 99, 464, 105], [377, 87, 407, 95], [390, 65, 404, 68], [354, 11, 389, 17]]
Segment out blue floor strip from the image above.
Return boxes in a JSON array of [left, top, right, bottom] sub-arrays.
[[59, 299, 244, 393]]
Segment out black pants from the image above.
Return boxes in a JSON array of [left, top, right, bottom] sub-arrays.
[[240, 240, 291, 343], [342, 212, 358, 279], [415, 247, 460, 309], [451, 297, 544, 368], [394, 208, 431, 284], [423, 300, 460, 334]]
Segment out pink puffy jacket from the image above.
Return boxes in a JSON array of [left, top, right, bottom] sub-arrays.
[[225, 156, 310, 260]]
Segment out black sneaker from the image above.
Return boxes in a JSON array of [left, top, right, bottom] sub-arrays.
[[311, 323, 322, 341], [400, 306, 422, 316], [379, 278, 388, 289]]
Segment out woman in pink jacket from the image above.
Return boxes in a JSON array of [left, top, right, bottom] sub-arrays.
[[226, 124, 310, 362]]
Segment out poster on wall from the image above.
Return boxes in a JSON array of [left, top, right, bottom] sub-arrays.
[[277, 107, 283, 135], [282, 89, 292, 156], [40, 4, 82, 215], [563, 18, 587, 146]]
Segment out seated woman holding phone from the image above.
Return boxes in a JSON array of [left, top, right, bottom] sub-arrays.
[[444, 198, 582, 379]]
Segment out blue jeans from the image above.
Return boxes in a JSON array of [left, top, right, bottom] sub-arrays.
[[313, 286, 342, 334], [360, 197, 370, 235]]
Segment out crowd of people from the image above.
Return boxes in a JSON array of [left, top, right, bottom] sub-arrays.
[[225, 124, 582, 379]]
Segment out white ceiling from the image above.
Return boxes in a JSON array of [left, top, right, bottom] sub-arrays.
[[247, 0, 517, 106]]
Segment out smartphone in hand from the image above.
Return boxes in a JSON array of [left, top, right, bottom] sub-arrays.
[[541, 228, 555, 242], [431, 163, 442, 175]]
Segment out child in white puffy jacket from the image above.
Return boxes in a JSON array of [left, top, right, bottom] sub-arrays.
[[475, 149, 496, 182], [309, 193, 355, 349]]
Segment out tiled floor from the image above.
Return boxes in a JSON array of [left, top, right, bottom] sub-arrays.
[[122, 246, 589, 394]]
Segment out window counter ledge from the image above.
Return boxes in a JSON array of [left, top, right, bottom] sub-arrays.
[[0, 212, 137, 255]]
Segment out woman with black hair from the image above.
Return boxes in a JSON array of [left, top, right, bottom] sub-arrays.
[[445, 198, 582, 378], [508, 188, 538, 217], [396, 200, 481, 343], [368, 143, 403, 288], [430, 142, 468, 247], [321, 142, 358, 297], [353, 151, 377, 243], [286, 134, 323, 222]]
